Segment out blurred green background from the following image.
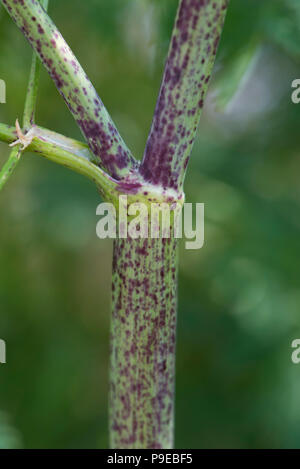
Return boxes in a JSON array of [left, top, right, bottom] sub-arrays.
[[1, 0, 300, 449]]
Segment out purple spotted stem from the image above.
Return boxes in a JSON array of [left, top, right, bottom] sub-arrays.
[[140, 0, 229, 191], [0, 0, 229, 448], [1, 0, 136, 179]]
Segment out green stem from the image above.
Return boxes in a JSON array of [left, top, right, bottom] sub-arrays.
[[0, 123, 119, 199], [30, 132, 118, 200], [22, 53, 41, 129], [0, 0, 49, 192], [0, 123, 90, 160], [0, 123, 16, 144], [110, 235, 178, 449], [0, 146, 21, 191], [23, 0, 49, 130]]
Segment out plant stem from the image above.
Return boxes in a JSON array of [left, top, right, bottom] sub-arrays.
[[0, 0, 231, 450], [140, 0, 229, 191], [0, 123, 119, 198], [0, 123, 16, 143], [1, 0, 136, 179], [109, 0, 230, 448], [0, 0, 49, 192], [0, 123, 90, 160], [23, 0, 49, 130], [0, 146, 21, 191], [110, 235, 178, 449]]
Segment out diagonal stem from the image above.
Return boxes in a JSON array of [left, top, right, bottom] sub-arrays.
[[140, 0, 229, 191], [1, 0, 136, 179], [0, 145, 21, 191]]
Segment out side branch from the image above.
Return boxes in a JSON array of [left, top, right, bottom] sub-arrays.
[[140, 0, 229, 191], [0, 123, 119, 199], [1, 0, 136, 179]]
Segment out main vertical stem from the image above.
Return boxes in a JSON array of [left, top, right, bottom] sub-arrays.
[[110, 236, 178, 449]]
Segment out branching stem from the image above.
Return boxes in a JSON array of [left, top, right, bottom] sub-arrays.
[[0, 0, 230, 450], [0, 122, 119, 199]]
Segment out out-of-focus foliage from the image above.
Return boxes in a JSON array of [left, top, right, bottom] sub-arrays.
[[0, 0, 300, 448], [0, 412, 22, 448]]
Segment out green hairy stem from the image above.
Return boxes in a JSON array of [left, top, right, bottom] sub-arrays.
[[0, 0, 230, 449]]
